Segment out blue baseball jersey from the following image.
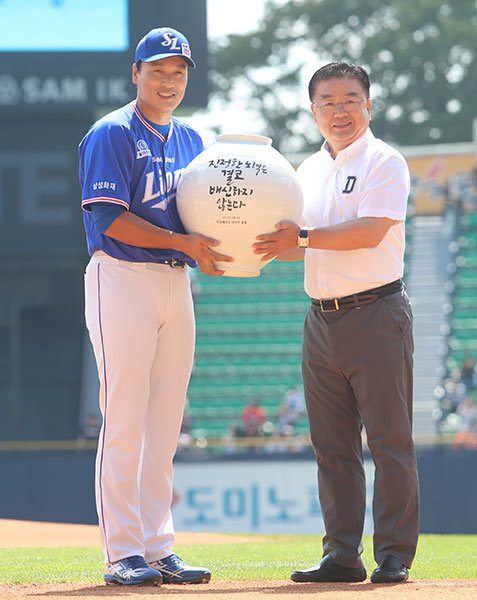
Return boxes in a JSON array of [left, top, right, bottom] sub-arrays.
[[79, 101, 204, 265]]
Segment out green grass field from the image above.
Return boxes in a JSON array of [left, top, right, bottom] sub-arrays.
[[0, 534, 476, 584]]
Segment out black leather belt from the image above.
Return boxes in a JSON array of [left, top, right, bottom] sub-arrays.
[[311, 279, 403, 312], [157, 258, 186, 269]]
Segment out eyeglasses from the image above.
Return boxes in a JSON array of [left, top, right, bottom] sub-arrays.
[[312, 98, 368, 114]]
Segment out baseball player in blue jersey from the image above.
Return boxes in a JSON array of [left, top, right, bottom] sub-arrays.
[[79, 27, 232, 586]]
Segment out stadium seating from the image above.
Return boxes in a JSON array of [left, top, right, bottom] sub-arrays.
[[187, 259, 309, 440], [445, 224, 477, 373], [436, 207, 477, 435]]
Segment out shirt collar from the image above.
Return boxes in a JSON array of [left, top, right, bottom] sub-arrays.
[[321, 128, 374, 164]]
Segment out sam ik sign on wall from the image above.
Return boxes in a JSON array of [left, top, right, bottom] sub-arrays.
[[0, 74, 131, 106]]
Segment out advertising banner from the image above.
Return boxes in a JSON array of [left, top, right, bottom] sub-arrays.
[[173, 459, 375, 534]]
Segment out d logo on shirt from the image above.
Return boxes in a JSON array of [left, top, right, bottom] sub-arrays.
[[343, 176, 357, 194]]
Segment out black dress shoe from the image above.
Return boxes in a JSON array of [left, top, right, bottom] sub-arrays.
[[291, 554, 367, 583], [371, 555, 409, 583]]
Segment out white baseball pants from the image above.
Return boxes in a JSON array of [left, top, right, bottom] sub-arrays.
[[84, 251, 195, 564]]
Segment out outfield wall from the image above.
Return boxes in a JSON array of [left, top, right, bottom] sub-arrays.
[[0, 449, 476, 534]]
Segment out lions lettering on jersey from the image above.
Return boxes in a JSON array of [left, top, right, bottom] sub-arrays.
[[142, 168, 186, 210], [79, 101, 204, 264]]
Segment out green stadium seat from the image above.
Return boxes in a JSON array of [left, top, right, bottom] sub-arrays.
[[460, 213, 477, 230]]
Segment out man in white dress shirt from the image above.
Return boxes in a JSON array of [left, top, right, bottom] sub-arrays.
[[254, 62, 419, 584]]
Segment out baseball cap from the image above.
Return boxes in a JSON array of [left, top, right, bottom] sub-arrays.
[[135, 27, 196, 69]]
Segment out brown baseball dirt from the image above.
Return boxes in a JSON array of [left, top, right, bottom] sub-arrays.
[[1, 519, 476, 600]]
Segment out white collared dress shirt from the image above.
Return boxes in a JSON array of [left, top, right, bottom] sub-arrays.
[[297, 128, 410, 299]]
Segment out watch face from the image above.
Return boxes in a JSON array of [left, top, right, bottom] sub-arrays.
[[297, 229, 309, 247]]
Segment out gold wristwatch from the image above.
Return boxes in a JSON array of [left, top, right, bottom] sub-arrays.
[[297, 228, 310, 248]]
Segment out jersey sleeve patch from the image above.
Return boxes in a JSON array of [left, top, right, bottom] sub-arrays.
[[91, 180, 118, 192], [79, 120, 134, 210]]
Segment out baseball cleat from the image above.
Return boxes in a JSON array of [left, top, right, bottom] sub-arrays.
[[104, 555, 162, 585], [149, 554, 211, 584]]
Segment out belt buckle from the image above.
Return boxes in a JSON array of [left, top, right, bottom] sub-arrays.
[[320, 298, 340, 312], [170, 259, 185, 269]]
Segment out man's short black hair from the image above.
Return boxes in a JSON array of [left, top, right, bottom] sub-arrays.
[[308, 62, 370, 101]]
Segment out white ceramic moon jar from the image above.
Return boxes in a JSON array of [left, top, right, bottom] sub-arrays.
[[176, 133, 304, 277]]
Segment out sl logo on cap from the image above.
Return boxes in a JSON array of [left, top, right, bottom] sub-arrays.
[[161, 32, 180, 50]]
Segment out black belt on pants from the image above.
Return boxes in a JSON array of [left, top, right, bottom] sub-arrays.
[[311, 279, 403, 312], [157, 258, 187, 269]]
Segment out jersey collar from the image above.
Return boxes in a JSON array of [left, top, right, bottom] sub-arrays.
[[131, 101, 174, 142]]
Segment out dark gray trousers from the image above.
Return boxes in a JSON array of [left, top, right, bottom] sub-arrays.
[[302, 290, 419, 568]]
